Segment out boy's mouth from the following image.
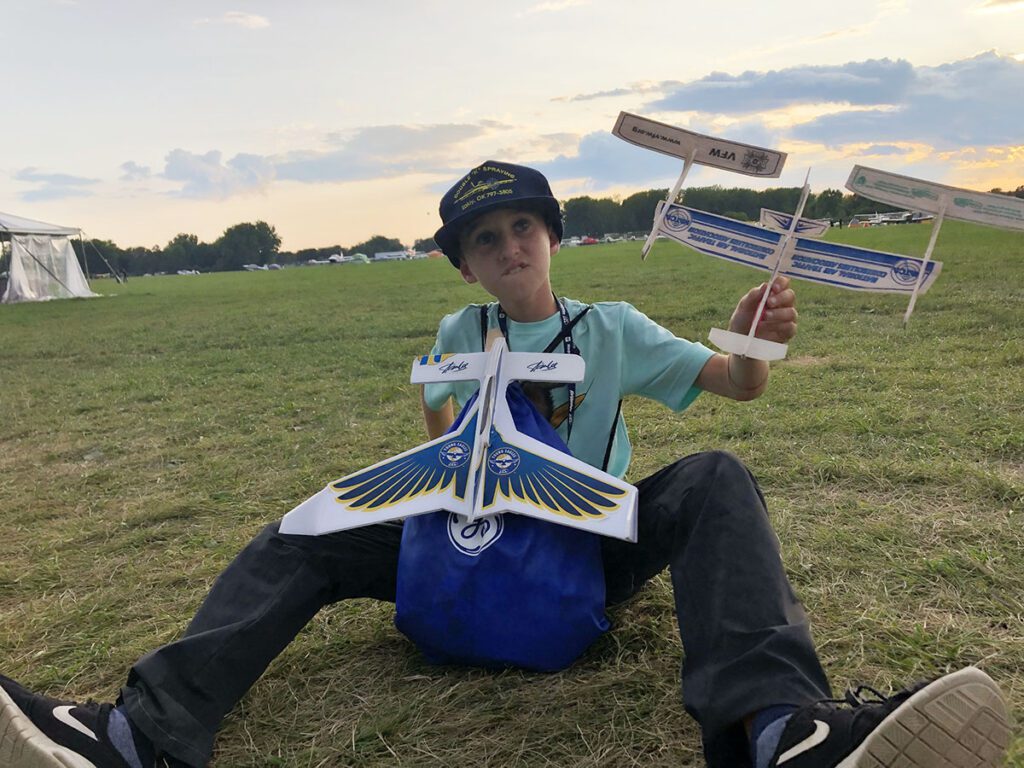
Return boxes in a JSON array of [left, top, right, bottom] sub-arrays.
[[502, 262, 527, 276]]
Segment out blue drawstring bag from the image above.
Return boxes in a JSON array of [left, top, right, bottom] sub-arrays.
[[394, 383, 609, 671]]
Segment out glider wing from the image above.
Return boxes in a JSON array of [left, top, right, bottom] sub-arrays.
[[613, 111, 786, 178], [847, 166, 1024, 232], [279, 405, 479, 535]]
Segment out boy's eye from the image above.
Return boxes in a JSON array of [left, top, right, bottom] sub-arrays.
[[513, 217, 532, 232], [474, 231, 495, 247]]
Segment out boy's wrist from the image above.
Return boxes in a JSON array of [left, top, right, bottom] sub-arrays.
[[727, 354, 769, 393]]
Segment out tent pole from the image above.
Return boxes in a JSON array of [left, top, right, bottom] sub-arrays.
[[86, 237, 123, 284], [79, 233, 91, 280]]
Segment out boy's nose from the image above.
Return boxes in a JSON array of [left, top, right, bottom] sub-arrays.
[[491, 237, 512, 262], [497, 234, 518, 260]]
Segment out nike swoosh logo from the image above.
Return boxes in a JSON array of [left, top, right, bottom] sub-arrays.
[[777, 719, 830, 764], [52, 705, 99, 741]]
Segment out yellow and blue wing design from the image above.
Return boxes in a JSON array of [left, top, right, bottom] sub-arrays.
[[282, 338, 639, 541], [477, 426, 638, 541], [332, 414, 475, 510], [279, 412, 479, 536]]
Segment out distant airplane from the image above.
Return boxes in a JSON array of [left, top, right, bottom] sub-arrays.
[[281, 339, 639, 542]]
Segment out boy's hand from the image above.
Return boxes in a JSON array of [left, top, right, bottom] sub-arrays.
[[727, 276, 798, 343]]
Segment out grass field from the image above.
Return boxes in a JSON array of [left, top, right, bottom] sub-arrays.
[[1, 220, 1022, 766]]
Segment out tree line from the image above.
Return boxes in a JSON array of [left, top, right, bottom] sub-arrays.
[[74, 184, 1024, 277], [561, 184, 1024, 237], [75, 224, 416, 278]]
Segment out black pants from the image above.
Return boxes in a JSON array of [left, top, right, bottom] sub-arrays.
[[120, 451, 830, 767]]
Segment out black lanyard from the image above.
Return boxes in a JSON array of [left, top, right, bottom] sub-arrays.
[[488, 294, 583, 441]]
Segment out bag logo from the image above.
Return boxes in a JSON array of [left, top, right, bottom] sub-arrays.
[[447, 512, 504, 556]]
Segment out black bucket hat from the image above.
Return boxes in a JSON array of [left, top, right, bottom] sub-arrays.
[[434, 160, 563, 267]]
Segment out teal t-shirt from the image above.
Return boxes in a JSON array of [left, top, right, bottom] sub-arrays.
[[423, 299, 716, 479]]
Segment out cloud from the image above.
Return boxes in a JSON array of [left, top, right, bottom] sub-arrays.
[[119, 161, 151, 181], [860, 144, 913, 156], [278, 123, 486, 183], [160, 123, 492, 198], [533, 131, 683, 189], [194, 12, 270, 29], [162, 149, 275, 198], [648, 58, 916, 114], [791, 52, 1024, 148], [15, 168, 98, 186], [555, 81, 679, 103], [14, 167, 99, 201], [640, 52, 1023, 151]]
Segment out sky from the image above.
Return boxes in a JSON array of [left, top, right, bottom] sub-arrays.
[[2, 0, 1023, 251]]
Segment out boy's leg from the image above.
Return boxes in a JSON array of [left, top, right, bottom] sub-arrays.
[[601, 450, 830, 767], [119, 519, 404, 767]]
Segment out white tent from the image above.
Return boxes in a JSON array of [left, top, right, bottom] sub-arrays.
[[0, 211, 97, 304]]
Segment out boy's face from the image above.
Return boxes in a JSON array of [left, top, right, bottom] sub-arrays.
[[457, 207, 560, 308]]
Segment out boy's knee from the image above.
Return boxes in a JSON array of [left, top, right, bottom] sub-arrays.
[[699, 449, 751, 481], [653, 450, 765, 521], [664, 450, 751, 486]]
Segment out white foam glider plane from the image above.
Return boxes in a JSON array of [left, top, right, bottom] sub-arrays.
[[280, 339, 639, 542]]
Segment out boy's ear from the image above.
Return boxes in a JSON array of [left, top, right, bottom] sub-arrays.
[[548, 226, 561, 255], [458, 259, 478, 284]]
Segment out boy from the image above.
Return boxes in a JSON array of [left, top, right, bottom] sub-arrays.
[[0, 161, 1010, 768]]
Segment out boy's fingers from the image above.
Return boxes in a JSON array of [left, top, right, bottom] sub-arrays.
[[743, 283, 767, 307], [763, 307, 798, 323], [767, 288, 796, 309], [756, 320, 798, 342]]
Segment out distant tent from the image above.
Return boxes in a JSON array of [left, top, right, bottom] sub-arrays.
[[0, 211, 97, 304]]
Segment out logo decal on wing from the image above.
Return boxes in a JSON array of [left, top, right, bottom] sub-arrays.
[[439, 440, 471, 468], [487, 448, 521, 476], [331, 416, 476, 510], [481, 427, 627, 520]]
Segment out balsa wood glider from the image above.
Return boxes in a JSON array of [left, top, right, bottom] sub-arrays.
[[847, 166, 1024, 324], [280, 339, 639, 542], [612, 111, 787, 260]]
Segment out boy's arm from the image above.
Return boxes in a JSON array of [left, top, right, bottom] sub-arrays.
[[421, 387, 454, 439], [695, 277, 798, 402]]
